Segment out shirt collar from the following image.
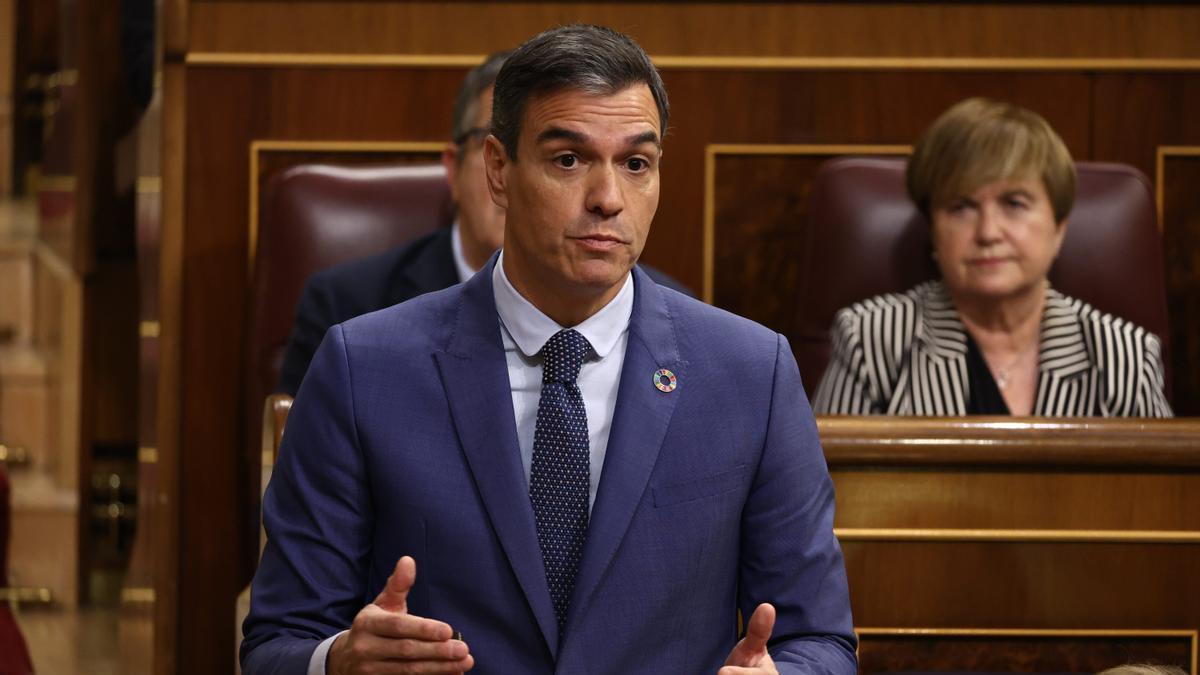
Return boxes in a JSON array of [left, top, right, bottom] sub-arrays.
[[492, 250, 634, 359], [450, 221, 478, 284]]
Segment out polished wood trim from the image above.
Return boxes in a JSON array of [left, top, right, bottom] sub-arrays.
[[0, 444, 30, 466], [1156, 146, 1200, 232], [818, 416, 1200, 467], [262, 394, 292, 467], [855, 627, 1199, 673], [708, 143, 912, 157], [188, 52, 485, 68], [702, 144, 911, 302], [120, 586, 156, 604], [186, 52, 1200, 72], [857, 626, 1198, 638], [137, 176, 162, 194], [162, 0, 187, 60], [247, 140, 446, 276], [0, 587, 54, 605], [154, 61, 186, 675], [836, 528, 1200, 544]]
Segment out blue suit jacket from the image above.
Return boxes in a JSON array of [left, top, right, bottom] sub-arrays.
[[242, 260, 856, 674]]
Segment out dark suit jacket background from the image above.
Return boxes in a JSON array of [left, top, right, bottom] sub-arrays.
[[277, 226, 694, 395]]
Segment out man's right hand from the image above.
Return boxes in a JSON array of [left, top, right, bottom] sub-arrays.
[[328, 556, 474, 674]]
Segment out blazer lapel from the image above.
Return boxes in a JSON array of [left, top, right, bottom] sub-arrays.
[[566, 268, 683, 631], [1034, 288, 1094, 413], [432, 257, 559, 656], [913, 281, 969, 415]]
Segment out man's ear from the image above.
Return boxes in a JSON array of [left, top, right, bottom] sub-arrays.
[[441, 145, 460, 202], [482, 135, 509, 209]]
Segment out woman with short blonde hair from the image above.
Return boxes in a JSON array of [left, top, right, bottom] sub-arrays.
[[813, 98, 1171, 417]]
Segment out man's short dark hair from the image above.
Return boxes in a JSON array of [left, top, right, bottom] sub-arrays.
[[452, 50, 511, 148], [491, 24, 669, 161]]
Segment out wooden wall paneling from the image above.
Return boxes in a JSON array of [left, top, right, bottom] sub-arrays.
[[823, 417, 1200, 646], [0, 0, 13, 197], [173, 53, 1200, 670], [1091, 74, 1200, 415], [832, 470, 1200, 532], [855, 629, 1196, 675], [841, 541, 1200, 629], [155, 59, 186, 675], [163, 0, 187, 62], [1159, 149, 1200, 417], [179, 66, 467, 673], [706, 146, 908, 367], [185, 3, 1200, 62]]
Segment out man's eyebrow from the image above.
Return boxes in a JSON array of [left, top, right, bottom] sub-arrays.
[[628, 130, 661, 149], [536, 127, 586, 145]]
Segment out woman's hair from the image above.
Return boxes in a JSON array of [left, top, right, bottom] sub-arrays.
[[906, 97, 1076, 223]]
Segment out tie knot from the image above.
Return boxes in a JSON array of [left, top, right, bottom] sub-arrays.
[[541, 329, 591, 384]]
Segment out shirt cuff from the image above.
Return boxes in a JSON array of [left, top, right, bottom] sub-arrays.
[[307, 631, 347, 675]]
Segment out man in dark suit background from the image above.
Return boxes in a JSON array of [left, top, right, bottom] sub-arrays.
[[277, 50, 688, 396]]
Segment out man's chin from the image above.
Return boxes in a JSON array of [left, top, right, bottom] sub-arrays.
[[567, 258, 633, 290]]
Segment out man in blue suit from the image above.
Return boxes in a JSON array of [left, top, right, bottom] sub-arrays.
[[242, 24, 855, 675]]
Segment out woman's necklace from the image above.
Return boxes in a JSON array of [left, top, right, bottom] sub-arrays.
[[992, 342, 1038, 390]]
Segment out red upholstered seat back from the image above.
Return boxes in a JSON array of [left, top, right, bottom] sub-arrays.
[[797, 157, 1171, 399], [243, 162, 453, 545], [247, 163, 453, 398]]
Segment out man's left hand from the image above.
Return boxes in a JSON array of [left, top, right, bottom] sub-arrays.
[[719, 603, 779, 675]]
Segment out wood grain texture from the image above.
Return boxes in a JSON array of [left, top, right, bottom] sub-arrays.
[[1160, 153, 1200, 421], [842, 541, 1200, 629], [187, 3, 1200, 60], [170, 64, 1200, 667], [856, 632, 1194, 675], [153, 60, 186, 675], [829, 416, 1200, 648], [158, 4, 1200, 666]]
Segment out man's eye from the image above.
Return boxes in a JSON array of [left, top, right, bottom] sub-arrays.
[[627, 158, 647, 172], [555, 154, 578, 168], [1005, 198, 1028, 209]]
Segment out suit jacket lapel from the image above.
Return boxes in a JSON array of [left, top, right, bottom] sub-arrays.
[[1034, 288, 1094, 413], [432, 256, 560, 656], [567, 268, 683, 631], [913, 281, 969, 415]]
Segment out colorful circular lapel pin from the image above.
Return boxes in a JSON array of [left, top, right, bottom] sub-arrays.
[[653, 368, 678, 393]]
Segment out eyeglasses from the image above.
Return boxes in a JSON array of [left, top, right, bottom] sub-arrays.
[[453, 126, 489, 147]]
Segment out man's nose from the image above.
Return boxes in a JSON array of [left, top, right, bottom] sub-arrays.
[[585, 164, 623, 218]]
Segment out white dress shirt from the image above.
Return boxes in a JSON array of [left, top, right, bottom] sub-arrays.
[[307, 250, 634, 674], [492, 250, 633, 510], [449, 221, 478, 284]]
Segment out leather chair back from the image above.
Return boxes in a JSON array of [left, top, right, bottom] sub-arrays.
[[246, 162, 452, 429], [797, 157, 1171, 398], [243, 163, 453, 553]]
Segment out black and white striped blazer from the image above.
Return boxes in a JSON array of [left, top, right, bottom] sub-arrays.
[[812, 281, 1173, 417]]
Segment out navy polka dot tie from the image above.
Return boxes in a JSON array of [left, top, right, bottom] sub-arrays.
[[530, 328, 592, 631]]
